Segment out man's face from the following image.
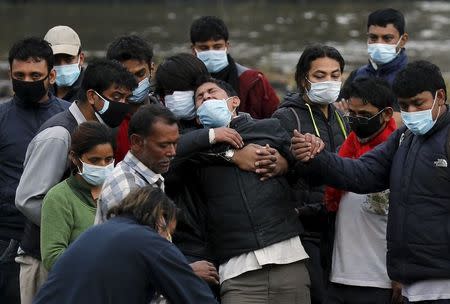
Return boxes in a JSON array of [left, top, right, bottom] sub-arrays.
[[121, 59, 152, 83], [135, 121, 179, 174], [88, 83, 132, 111], [398, 90, 445, 120], [192, 39, 229, 53], [348, 97, 391, 124], [367, 24, 407, 50], [10, 58, 56, 101], [194, 82, 237, 112]]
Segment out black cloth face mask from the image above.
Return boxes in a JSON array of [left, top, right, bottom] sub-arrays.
[[12, 75, 49, 106], [346, 109, 385, 139], [94, 91, 132, 128]]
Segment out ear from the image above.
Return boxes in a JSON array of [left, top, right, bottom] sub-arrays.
[[8, 69, 12, 81], [225, 41, 231, 51], [79, 52, 85, 66], [69, 151, 81, 170], [149, 62, 155, 78], [191, 44, 197, 56], [48, 68, 56, 85], [86, 89, 98, 107], [382, 107, 394, 123], [437, 88, 446, 106], [398, 33, 409, 48], [231, 96, 240, 109], [130, 133, 144, 152]]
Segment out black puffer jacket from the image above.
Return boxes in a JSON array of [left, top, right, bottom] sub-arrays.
[[192, 114, 302, 263], [272, 92, 348, 236]]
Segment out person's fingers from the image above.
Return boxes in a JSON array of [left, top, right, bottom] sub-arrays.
[[291, 135, 308, 145], [255, 159, 277, 168]]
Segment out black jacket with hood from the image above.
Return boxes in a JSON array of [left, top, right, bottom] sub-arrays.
[[272, 92, 348, 237]]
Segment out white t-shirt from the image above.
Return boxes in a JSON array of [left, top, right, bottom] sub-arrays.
[[402, 280, 450, 302], [330, 191, 391, 289]]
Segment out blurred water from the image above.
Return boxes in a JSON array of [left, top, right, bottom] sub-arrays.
[[1, 1, 449, 95]]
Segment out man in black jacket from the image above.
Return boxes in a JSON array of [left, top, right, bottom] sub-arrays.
[[292, 61, 450, 304], [192, 77, 310, 304]]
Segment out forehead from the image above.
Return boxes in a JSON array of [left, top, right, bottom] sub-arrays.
[[195, 82, 226, 96], [368, 24, 400, 37], [398, 91, 433, 103], [147, 120, 179, 140], [121, 59, 149, 73], [102, 83, 132, 95], [348, 97, 380, 113], [11, 58, 48, 72], [194, 39, 227, 47], [309, 57, 341, 73]]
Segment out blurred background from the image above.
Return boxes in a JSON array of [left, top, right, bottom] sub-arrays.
[[1, 0, 449, 97]]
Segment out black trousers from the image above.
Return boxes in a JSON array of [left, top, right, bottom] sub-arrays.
[[326, 282, 392, 304], [0, 238, 20, 304], [303, 238, 326, 304]]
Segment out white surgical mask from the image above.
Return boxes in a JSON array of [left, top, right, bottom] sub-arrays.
[[78, 160, 114, 186], [367, 36, 403, 65], [196, 49, 229, 73], [128, 77, 151, 103], [54, 57, 81, 87], [305, 79, 341, 105], [401, 92, 441, 135], [165, 91, 196, 120], [197, 98, 233, 128]]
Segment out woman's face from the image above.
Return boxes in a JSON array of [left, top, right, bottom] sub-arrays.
[[303, 57, 342, 89], [72, 143, 114, 169]]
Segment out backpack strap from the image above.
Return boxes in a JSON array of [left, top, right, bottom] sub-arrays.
[[288, 107, 301, 133]]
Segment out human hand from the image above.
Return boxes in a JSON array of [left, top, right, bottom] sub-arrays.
[[291, 130, 325, 162], [213, 127, 244, 149], [190, 260, 220, 285], [257, 144, 288, 181], [233, 143, 277, 172], [333, 99, 349, 114]]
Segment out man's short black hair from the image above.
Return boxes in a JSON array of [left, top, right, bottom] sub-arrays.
[[348, 77, 395, 110], [8, 37, 54, 72], [154, 53, 209, 98], [393, 60, 447, 99], [295, 44, 345, 92], [80, 59, 137, 101], [128, 104, 177, 138], [190, 16, 229, 44], [195, 76, 237, 98], [367, 8, 405, 36], [106, 35, 153, 65]]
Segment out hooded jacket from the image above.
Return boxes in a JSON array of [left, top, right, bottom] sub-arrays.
[[272, 92, 348, 236]]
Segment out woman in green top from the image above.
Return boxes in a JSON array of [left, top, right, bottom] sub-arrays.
[[41, 121, 115, 271]]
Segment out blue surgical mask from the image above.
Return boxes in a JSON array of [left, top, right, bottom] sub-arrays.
[[196, 49, 229, 73], [128, 78, 151, 103], [401, 93, 440, 135], [54, 59, 81, 87], [165, 91, 196, 120], [197, 98, 233, 128], [78, 160, 114, 186], [367, 37, 402, 65], [306, 79, 342, 105]]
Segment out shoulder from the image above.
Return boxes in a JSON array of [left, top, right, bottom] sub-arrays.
[[33, 125, 71, 144], [0, 99, 15, 124], [43, 180, 72, 205]]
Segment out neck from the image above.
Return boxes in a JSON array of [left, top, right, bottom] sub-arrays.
[[56, 86, 70, 99], [77, 100, 98, 122], [319, 104, 329, 119], [38, 92, 50, 104]]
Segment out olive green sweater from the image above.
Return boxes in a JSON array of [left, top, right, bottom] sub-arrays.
[[41, 175, 97, 271]]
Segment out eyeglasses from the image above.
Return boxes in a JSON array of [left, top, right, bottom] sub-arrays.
[[344, 108, 385, 125]]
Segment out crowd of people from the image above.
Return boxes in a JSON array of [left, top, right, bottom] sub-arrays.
[[0, 7, 449, 304]]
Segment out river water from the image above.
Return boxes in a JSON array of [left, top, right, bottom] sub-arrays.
[[0, 1, 449, 95]]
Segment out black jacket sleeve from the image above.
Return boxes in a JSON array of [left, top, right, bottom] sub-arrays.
[[296, 128, 400, 193]]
